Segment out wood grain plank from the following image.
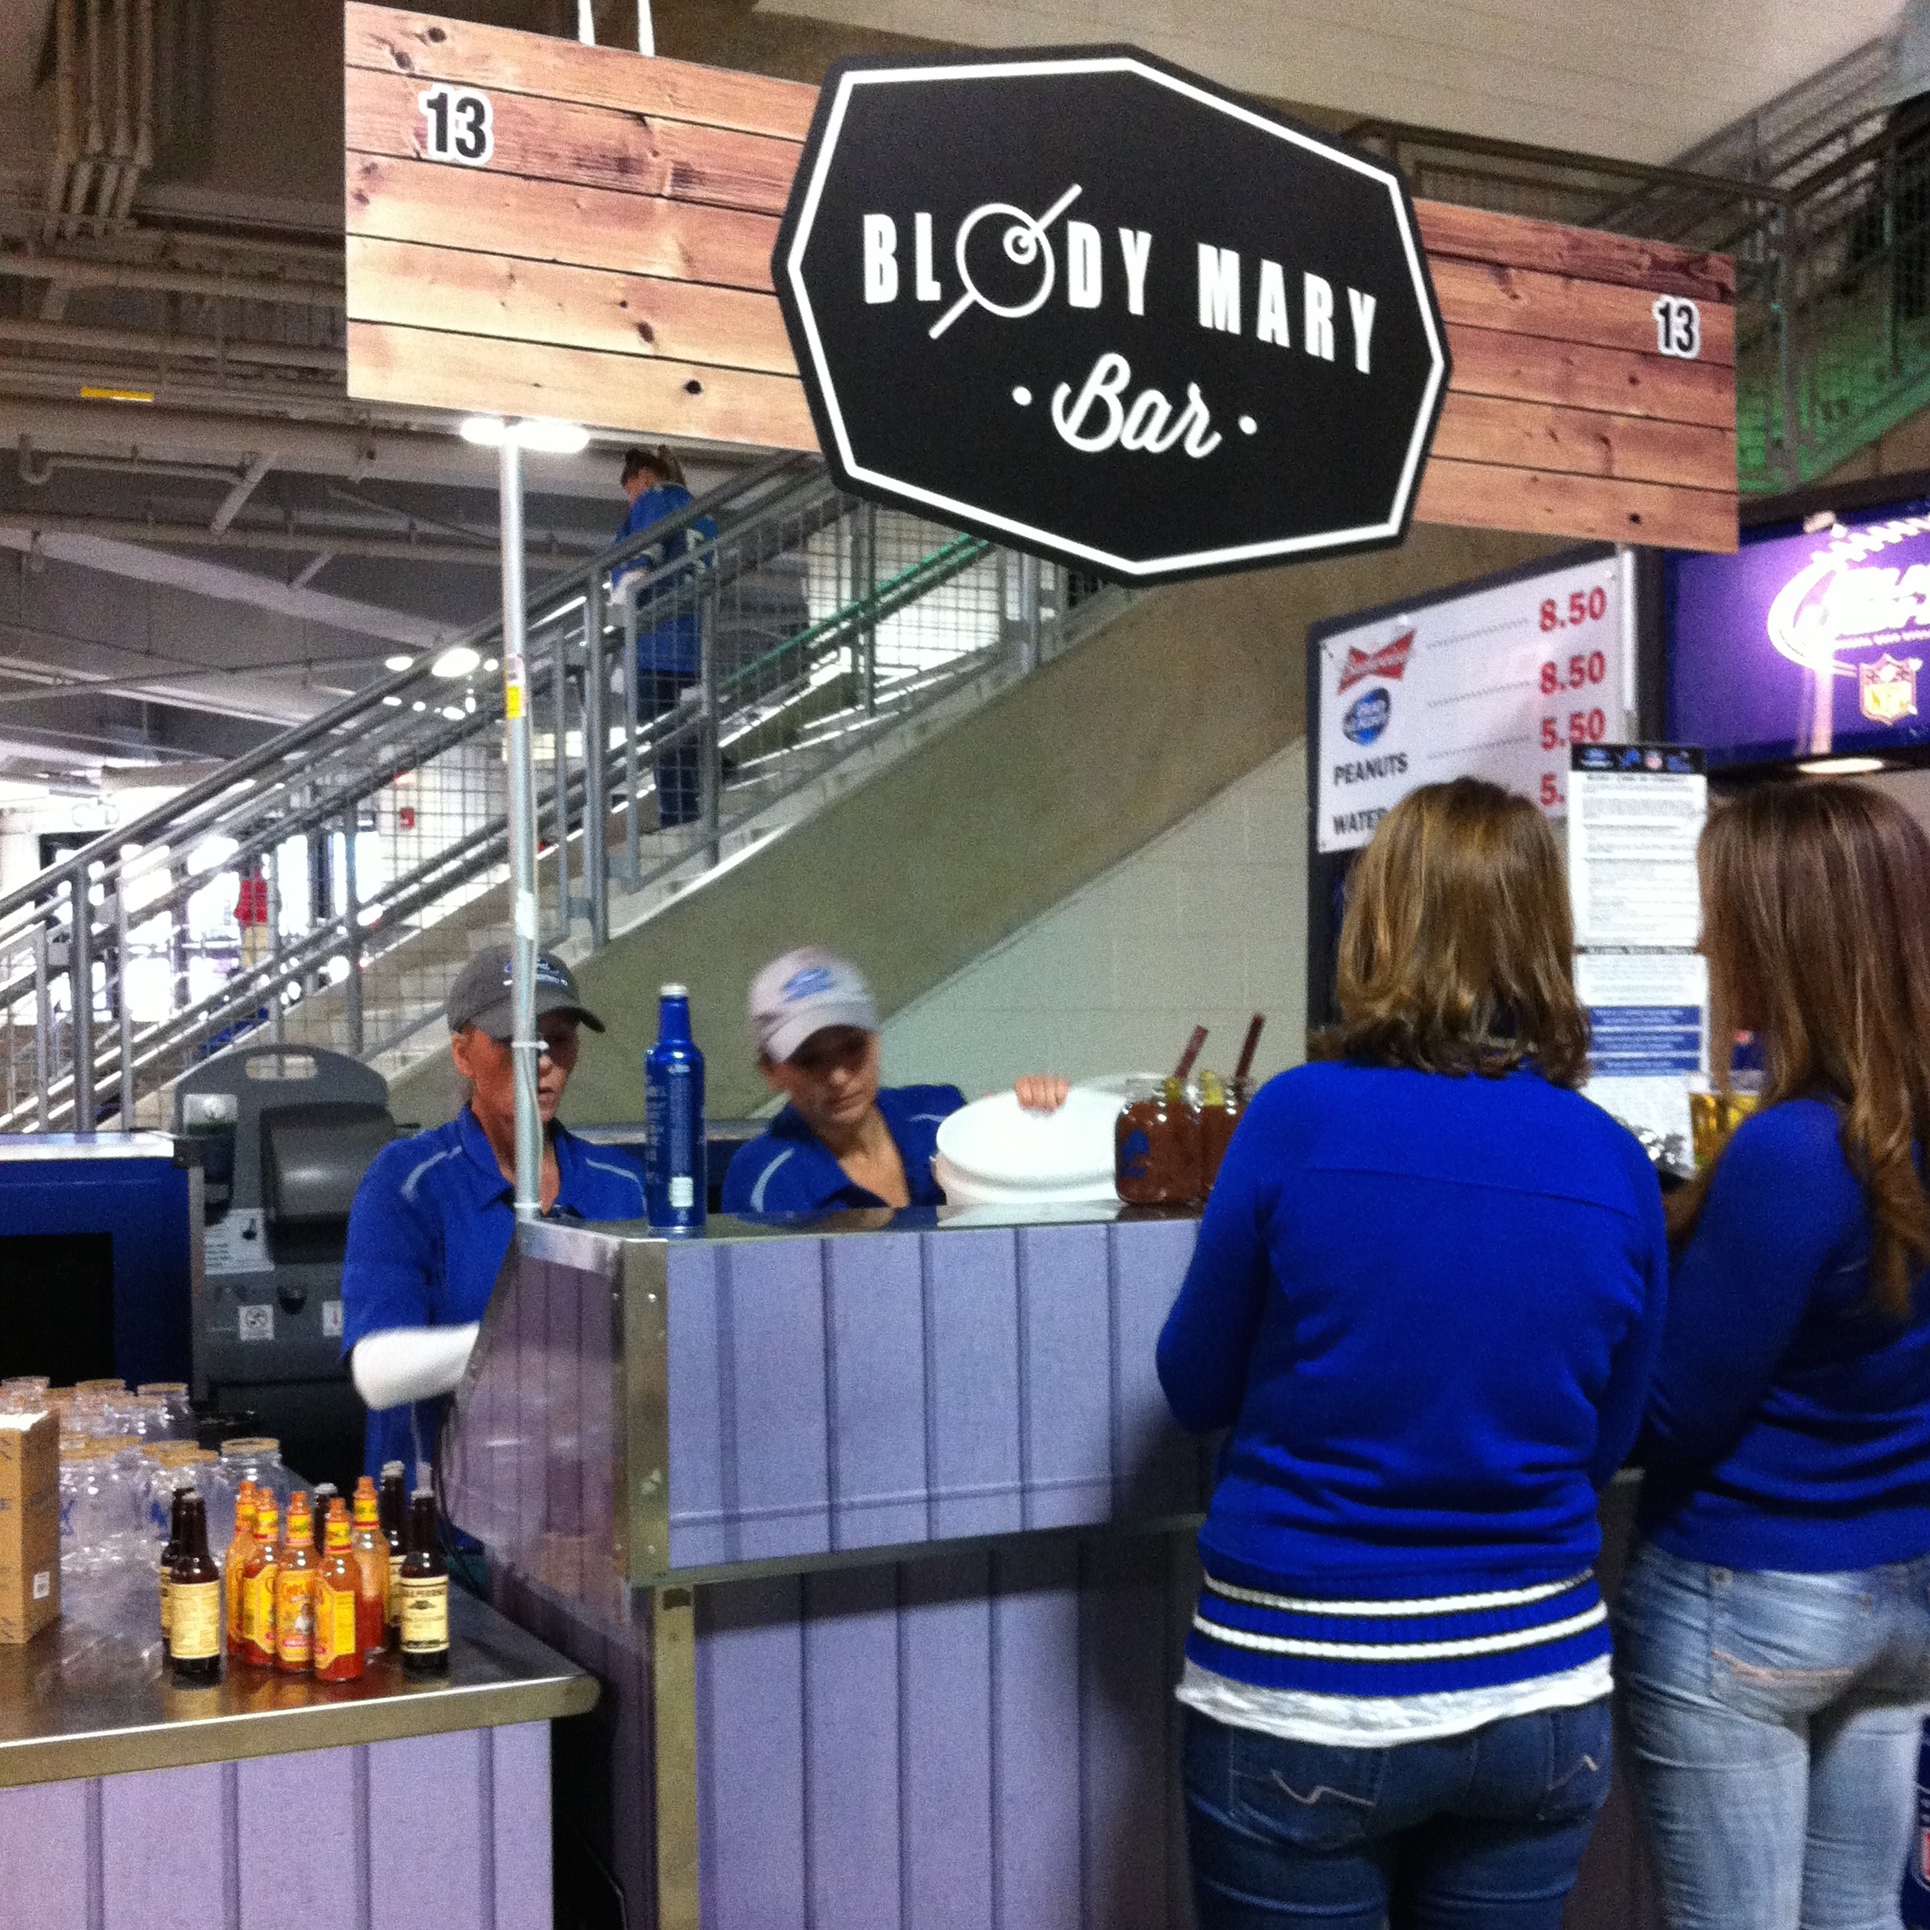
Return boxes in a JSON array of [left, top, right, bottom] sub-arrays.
[[346, 321, 818, 449], [1447, 321, 1735, 426], [345, 64, 798, 217], [346, 235, 798, 375], [1415, 455, 1737, 551], [345, 2, 816, 141], [1432, 256, 1733, 366], [1418, 200, 1735, 302], [346, 154, 781, 291], [1432, 391, 1736, 491]]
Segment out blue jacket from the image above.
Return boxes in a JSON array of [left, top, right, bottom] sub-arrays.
[[1639, 1097, 1930, 1571], [613, 483, 718, 677], [1158, 1060, 1667, 1696], [722, 1084, 967, 1216], [340, 1107, 647, 1483]]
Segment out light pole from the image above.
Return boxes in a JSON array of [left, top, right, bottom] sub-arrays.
[[462, 414, 591, 1221]]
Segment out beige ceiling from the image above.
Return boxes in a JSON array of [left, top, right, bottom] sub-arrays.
[[754, 0, 1900, 162]]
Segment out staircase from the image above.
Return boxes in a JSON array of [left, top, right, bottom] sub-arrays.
[[0, 454, 1134, 1130]]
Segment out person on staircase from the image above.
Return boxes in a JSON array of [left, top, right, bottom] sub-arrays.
[[612, 445, 717, 832]]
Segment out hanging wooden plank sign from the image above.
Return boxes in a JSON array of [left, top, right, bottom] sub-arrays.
[[343, 3, 1737, 555]]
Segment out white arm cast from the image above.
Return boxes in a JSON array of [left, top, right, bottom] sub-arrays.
[[350, 1325, 481, 1411]]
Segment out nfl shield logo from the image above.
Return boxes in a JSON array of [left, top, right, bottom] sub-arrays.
[[1859, 654, 1922, 725]]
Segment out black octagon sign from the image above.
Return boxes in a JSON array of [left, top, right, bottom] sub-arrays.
[[774, 49, 1451, 583]]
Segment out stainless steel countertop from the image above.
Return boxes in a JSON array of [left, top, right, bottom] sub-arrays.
[[0, 1576, 599, 1788]]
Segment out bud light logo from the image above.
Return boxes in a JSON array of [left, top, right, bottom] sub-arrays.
[[1342, 687, 1391, 746]]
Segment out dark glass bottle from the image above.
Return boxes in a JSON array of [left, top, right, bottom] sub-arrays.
[[398, 1490, 451, 1676], [158, 1483, 189, 1654], [168, 1491, 223, 1684], [378, 1462, 407, 1651], [310, 1483, 340, 1541]]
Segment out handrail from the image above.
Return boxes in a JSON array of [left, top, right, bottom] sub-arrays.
[[0, 448, 814, 926]]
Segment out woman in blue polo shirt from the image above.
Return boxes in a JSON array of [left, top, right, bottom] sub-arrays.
[[340, 945, 646, 1483], [722, 947, 1065, 1215]]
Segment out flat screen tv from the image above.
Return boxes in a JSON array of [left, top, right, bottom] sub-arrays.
[[1667, 495, 1930, 770]]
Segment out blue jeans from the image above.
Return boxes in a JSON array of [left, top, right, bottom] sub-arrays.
[[1615, 1540, 1930, 1930], [1181, 1700, 1613, 1928]]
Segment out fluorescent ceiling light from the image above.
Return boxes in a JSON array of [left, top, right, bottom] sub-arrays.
[[432, 645, 481, 679], [458, 414, 589, 454], [383, 653, 415, 673], [1795, 755, 1889, 775], [515, 418, 591, 455]]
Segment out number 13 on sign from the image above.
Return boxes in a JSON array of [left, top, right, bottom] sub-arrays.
[[419, 87, 493, 166], [1651, 295, 1700, 359]]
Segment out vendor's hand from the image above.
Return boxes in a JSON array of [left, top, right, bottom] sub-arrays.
[[1014, 1074, 1071, 1113]]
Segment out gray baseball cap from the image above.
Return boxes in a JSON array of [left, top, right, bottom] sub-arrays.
[[446, 945, 605, 1040], [749, 947, 878, 1062]]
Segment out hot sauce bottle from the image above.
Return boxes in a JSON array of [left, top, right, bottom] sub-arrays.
[[224, 1481, 259, 1658], [274, 1492, 319, 1673], [240, 1496, 280, 1667], [398, 1489, 451, 1677], [168, 1491, 223, 1685], [379, 1462, 407, 1651], [313, 1499, 364, 1683], [350, 1477, 389, 1662]]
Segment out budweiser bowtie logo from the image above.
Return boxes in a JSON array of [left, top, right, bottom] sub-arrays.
[[1336, 629, 1414, 693]]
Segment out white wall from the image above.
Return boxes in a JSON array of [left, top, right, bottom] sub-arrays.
[[881, 739, 1309, 1097]]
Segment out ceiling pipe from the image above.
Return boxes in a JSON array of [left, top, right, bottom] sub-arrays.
[[0, 316, 345, 372], [0, 510, 600, 567], [64, 0, 104, 239], [208, 451, 276, 535], [0, 253, 344, 309], [44, 0, 77, 244], [113, 0, 155, 224], [0, 398, 638, 497], [93, 0, 133, 228]]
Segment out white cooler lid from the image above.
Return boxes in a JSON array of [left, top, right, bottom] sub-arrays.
[[934, 1084, 1120, 1192]]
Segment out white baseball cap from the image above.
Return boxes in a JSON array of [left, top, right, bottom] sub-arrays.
[[749, 947, 879, 1063]]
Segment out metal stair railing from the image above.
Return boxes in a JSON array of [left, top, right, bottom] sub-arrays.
[[1351, 93, 1930, 493], [0, 454, 1133, 1131]]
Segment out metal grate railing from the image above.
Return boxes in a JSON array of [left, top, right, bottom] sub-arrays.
[[1351, 90, 1930, 494], [0, 457, 1131, 1130]]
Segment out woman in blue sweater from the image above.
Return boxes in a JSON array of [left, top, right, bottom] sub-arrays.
[[1158, 778, 1668, 1930], [1619, 781, 1930, 1930]]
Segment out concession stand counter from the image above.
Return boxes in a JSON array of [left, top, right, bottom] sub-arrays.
[[0, 1581, 597, 1929], [442, 1205, 1658, 1930]]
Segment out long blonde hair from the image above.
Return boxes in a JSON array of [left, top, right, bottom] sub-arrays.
[[1320, 778, 1589, 1086], [1672, 781, 1930, 1319]]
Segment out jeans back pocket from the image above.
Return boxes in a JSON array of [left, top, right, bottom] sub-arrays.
[[1228, 1730, 1388, 1854], [1710, 1566, 1869, 1723]]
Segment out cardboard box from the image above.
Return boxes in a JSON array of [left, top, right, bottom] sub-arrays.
[[0, 1411, 60, 1644]]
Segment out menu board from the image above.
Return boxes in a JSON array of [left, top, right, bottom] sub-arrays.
[[1314, 551, 1634, 853], [1568, 744, 1710, 1169]]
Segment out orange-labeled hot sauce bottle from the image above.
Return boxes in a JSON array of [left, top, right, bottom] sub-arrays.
[[240, 1496, 280, 1667], [274, 1492, 318, 1673], [224, 1481, 259, 1658], [313, 1499, 364, 1682], [349, 1477, 389, 1662]]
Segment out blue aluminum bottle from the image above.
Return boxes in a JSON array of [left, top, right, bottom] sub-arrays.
[[645, 983, 706, 1231]]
